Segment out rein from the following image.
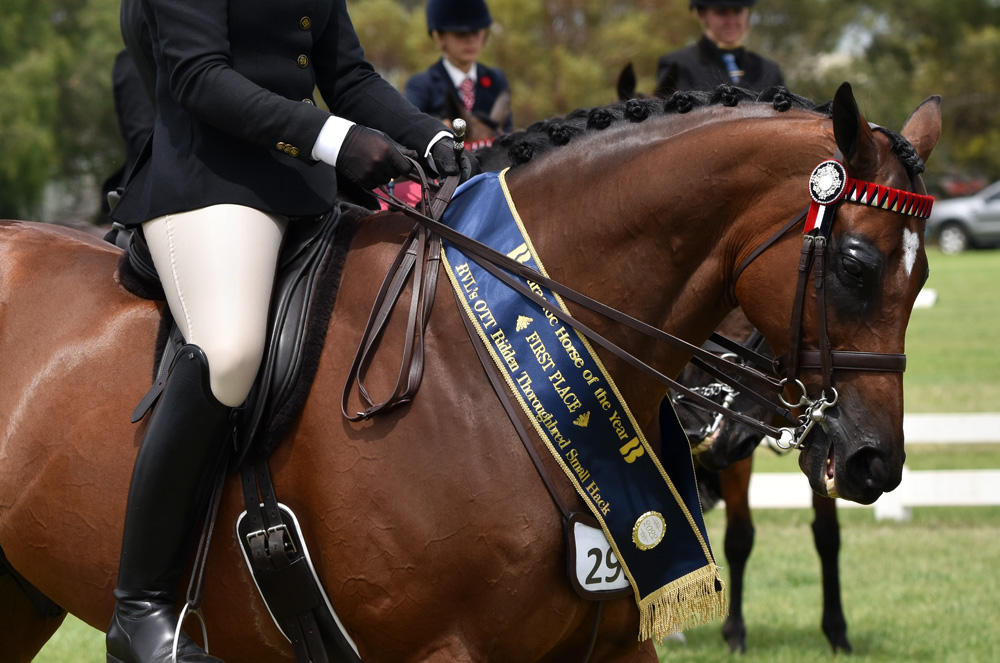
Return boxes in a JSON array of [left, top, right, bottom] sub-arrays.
[[379, 186, 793, 442], [340, 164, 457, 421], [353, 153, 933, 452]]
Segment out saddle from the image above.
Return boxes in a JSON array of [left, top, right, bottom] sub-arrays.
[[124, 206, 359, 459]]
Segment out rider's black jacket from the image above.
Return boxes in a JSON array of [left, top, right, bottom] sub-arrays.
[[112, 0, 445, 227]]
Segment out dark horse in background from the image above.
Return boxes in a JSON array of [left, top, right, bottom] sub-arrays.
[[672, 310, 851, 654], [0, 83, 938, 661], [476, 74, 857, 653]]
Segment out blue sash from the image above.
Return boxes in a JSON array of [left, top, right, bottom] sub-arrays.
[[440, 170, 726, 640]]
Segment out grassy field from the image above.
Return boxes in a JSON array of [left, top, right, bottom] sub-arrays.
[[653, 506, 1000, 663], [30, 248, 1000, 661], [903, 247, 1000, 412]]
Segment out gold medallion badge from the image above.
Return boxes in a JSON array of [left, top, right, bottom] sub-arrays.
[[632, 511, 666, 550]]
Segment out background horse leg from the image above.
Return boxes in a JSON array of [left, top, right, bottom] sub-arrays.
[[0, 571, 66, 663], [720, 457, 754, 653], [811, 494, 852, 652]]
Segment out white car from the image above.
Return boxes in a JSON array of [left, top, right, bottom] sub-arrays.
[[927, 180, 1000, 254]]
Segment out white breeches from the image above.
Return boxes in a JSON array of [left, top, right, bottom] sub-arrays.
[[143, 205, 287, 407]]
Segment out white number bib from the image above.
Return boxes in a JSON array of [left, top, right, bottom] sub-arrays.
[[565, 513, 632, 600]]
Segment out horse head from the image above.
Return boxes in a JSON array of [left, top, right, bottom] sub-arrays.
[[734, 83, 941, 503]]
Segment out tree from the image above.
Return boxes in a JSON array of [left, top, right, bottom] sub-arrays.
[[3, 0, 998, 220], [0, 0, 122, 220], [752, 0, 1000, 184]]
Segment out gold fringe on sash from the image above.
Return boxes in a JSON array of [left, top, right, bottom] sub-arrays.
[[637, 563, 728, 642]]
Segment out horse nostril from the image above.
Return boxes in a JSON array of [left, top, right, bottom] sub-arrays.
[[846, 446, 889, 489]]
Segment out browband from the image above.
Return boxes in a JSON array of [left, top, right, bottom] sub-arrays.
[[805, 160, 934, 234]]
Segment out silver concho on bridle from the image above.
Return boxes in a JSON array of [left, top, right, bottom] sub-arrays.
[[808, 160, 848, 206]]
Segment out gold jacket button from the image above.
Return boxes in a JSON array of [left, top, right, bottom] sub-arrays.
[[289, 147, 300, 157], [276, 141, 287, 150], [297, 54, 309, 68], [302, 98, 314, 105], [299, 16, 311, 30]]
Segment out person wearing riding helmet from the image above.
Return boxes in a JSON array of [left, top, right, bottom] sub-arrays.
[[105, 1, 476, 662], [657, 0, 784, 93], [406, 0, 513, 133]]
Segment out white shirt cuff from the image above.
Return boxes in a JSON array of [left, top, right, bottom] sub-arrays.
[[312, 115, 356, 166], [425, 130, 453, 159]]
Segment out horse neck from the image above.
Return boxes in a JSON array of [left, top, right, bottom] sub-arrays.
[[503, 111, 830, 418]]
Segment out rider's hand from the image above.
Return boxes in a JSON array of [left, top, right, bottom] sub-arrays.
[[427, 136, 480, 184], [336, 126, 416, 189]]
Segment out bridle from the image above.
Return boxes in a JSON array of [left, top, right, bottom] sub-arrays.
[[369, 147, 934, 454], [728, 154, 934, 450]]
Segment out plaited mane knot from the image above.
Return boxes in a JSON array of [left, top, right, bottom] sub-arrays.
[[547, 122, 580, 146], [712, 85, 756, 108], [625, 98, 651, 122], [769, 89, 792, 112], [665, 91, 696, 114], [587, 107, 615, 130], [509, 141, 536, 165], [717, 85, 740, 107], [874, 127, 926, 177]]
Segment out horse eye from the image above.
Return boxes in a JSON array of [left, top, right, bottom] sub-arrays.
[[842, 256, 864, 279]]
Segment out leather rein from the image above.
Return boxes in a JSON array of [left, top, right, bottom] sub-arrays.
[[345, 155, 933, 455]]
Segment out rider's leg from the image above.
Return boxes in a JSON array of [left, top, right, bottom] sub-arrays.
[[107, 205, 286, 663]]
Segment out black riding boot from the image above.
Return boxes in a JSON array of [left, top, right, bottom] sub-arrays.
[[107, 345, 233, 663]]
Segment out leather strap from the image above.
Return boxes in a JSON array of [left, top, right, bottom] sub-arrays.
[[774, 350, 906, 374], [341, 165, 456, 421]]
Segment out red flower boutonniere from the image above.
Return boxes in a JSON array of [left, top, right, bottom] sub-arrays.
[[480, 75, 492, 88]]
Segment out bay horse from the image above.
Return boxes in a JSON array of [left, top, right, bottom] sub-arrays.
[[673, 309, 851, 653], [0, 83, 939, 662]]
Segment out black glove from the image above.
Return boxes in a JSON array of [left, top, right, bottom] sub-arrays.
[[336, 125, 416, 189], [427, 136, 480, 184]]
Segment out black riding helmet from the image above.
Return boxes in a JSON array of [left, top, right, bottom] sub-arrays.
[[426, 0, 493, 34], [690, 0, 756, 8]]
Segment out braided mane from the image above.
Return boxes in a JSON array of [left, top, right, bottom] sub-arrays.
[[475, 84, 925, 180]]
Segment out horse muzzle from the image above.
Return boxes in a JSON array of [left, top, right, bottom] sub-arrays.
[[799, 408, 904, 504]]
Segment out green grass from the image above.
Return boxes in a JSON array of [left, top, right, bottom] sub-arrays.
[[904, 247, 1000, 412], [33, 615, 104, 662], [654, 506, 1000, 663]]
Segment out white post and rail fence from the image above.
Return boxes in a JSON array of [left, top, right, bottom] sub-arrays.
[[748, 413, 1000, 521]]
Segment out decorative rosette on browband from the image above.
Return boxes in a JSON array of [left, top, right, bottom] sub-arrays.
[[805, 159, 934, 234]]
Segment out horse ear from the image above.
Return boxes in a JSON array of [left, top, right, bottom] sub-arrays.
[[655, 62, 679, 98], [489, 89, 512, 132], [900, 95, 942, 164], [832, 82, 878, 175], [443, 88, 466, 123], [617, 62, 638, 101]]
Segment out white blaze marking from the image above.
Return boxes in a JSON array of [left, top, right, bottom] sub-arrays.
[[903, 228, 920, 277]]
